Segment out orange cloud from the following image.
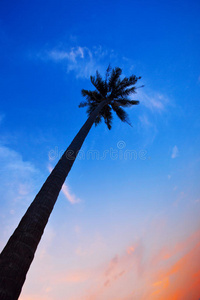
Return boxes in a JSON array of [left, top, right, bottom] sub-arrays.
[[62, 272, 89, 283], [20, 223, 200, 300], [126, 245, 135, 254], [87, 230, 200, 300], [104, 255, 118, 276], [149, 240, 200, 299], [153, 277, 169, 288]]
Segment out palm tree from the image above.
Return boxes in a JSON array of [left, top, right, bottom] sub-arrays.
[[0, 66, 142, 300]]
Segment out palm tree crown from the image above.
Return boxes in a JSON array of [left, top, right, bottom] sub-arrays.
[[79, 65, 142, 129]]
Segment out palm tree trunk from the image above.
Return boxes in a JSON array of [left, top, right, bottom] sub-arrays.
[[0, 100, 107, 300]]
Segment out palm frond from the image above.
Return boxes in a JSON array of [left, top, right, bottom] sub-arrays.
[[108, 67, 122, 92], [119, 75, 141, 89], [111, 105, 132, 126], [95, 114, 103, 126], [120, 86, 137, 96], [111, 75, 142, 98], [102, 105, 113, 130], [105, 64, 112, 83], [85, 103, 98, 121], [90, 71, 107, 97], [79, 65, 142, 129], [115, 99, 139, 107], [81, 89, 102, 102], [78, 101, 88, 108]]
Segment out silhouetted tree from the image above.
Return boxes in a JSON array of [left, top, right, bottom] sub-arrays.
[[0, 66, 142, 300]]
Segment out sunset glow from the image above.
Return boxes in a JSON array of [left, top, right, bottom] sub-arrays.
[[0, 0, 199, 299]]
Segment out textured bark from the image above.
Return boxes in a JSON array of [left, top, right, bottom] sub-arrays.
[[0, 100, 107, 300]]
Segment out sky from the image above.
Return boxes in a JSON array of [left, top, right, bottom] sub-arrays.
[[0, 0, 200, 299]]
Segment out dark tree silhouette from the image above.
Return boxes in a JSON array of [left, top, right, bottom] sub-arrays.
[[0, 66, 142, 300]]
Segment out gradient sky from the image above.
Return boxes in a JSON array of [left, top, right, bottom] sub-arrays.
[[0, 0, 200, 299]]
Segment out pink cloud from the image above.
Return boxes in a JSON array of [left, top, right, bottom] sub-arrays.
[[20, 222, 200, 300], [47, 164, 80, 204]]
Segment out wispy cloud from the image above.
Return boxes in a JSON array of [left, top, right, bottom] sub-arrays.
[[171, 145, 179, 159], [136, 89, 170, 145], [61, 184, 81, 204], [49, 46, 87, 63], [0, 145, 41, 250], [139, 114, 152, 128], [149, 238, 200, 299], [137, 89, 169, 112], [44, 45, 170, 119], [0, 145, 40, 204], [48, 164, 81, 204], [19, 215, 200, 300], [47, 45, 113, 79]]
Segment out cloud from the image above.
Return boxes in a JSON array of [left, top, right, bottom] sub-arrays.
[[139, 114, 152, 128], [49, 46, 87, 63], [58, 271, 90, 284], [61, 184, 81, 204], [80, 229, 200, 300], [19, 217, 200, 300], [104, 255, 119, 276], [150, 240, 200, 300], [136, 89, 170, 145], [0, 145, 42, 250], [171, 145, 179, 158], [126, 245, 135, 254], [47, 46, 112, 79], [48, 164, 81, 204], [0, 145, 40, 204], [137, 89, 169, 112]]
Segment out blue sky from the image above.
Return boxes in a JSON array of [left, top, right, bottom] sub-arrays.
[[0, 0, 200, 299]]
